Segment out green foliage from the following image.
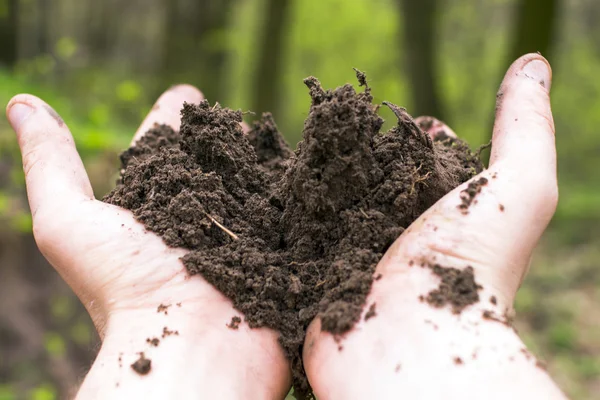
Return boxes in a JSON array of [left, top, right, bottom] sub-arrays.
[[29, 385, 56, 400], [55, 37, 78, 61], [548, 321, 577, 352], [43, 333, 66, 358], [0, 384, 16, 400], [70, 318, 93, 346]]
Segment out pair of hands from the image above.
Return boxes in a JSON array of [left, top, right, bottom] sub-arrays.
[[7, 53, 566, 399]]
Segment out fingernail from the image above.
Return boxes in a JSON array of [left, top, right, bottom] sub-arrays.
[[521, 59, 552, 91], [8, 103, 34, 131]]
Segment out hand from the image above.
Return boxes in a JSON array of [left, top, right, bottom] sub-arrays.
[[303, 54, 568, 399], [6, 86, 291, 400]]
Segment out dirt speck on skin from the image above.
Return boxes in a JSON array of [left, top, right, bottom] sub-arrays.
[[161, 327, 179, 338], [395, 364, 401, 372], [146, 338, 160, 347], [425, 265, 482, 314], [131, 353, 152, 375], [364, 303, 377, 321], [458, 177, 488, 214], [453, 356, 464, 365], [157, 303, 171, 315], [490, 296, 497, 305], [104, 72, 483, 398], [227, 316, 242, 329]]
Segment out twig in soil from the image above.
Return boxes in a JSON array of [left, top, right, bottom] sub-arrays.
[[211, 102, 221, 111], [353, 68, 369, 90], [382, 101, 433, 149], [476, 140, 492, 158], [359, 208, 370, 219], [205, 214, 239, 241]]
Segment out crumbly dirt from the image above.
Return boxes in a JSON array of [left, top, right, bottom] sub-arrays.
[[227, 316, 242, 329], [424, 265, 482, 314], [131, 352, 152, 375], [364, 303, 377, 321], [458, 176, 488, 214], [104, 72, 483, 398], [146, 338, 160, 347]]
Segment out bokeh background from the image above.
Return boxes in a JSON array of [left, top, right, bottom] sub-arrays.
[[0, 0, 599, 399]]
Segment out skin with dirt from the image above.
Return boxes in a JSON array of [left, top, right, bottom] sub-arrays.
[[104, 72, 483, 398]]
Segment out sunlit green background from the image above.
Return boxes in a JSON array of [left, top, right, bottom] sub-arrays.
[[0, 0, 599, 399]]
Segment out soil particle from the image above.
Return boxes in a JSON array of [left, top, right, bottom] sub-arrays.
[[104, 74, 482, 398], [227, 316, 242, 329], [43, 105, 65, 127], [499, 204, 505, 212], [146, 338, 160, 347], [161, 327, 179, 338], [131, 353, 152, 375], [157, 303, 171, 315], [364, 303, 377, 321], [490, 296, 497, 305], [458, 177, 488, 214], [425, 265, 482, 314], [453, 356, 464, 365]]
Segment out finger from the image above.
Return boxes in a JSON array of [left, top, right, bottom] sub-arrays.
[[488, 53, 557, 228], [415, 116, 458, 140], [490, 53, 555, 188], [382, 55, 556, 300], [6, 95, 94, 217], [241, 121, 251, 134], [132, 84, 204, 146]]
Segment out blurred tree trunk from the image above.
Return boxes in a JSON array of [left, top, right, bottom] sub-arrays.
[[509, 0, 560, 62], [86, 0, 114, 62], [37, 0, 50, 55], [482, 0, 561, 153], [398, 0, 445, 121], [162, 0, 233, 101], [0, 0, 19, 68], [251, 0, 291, 118]]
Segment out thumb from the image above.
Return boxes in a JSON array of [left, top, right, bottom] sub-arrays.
[[7, 94, 94, 249]]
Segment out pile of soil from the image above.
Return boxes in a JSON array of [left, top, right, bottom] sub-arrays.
[[105, 72, 483, 397]]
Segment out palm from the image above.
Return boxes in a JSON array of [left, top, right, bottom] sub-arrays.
[[9, 85, 291, 399], [52, 198, 234, 333], [303, 55, 566, 400]]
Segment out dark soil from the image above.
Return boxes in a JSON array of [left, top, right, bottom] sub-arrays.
[[423, 265, 482, 314], [458, 176, 488, 214], [227, 316, 242, 329], [131, 352, 152, 375], [104, 72, 483, 398]]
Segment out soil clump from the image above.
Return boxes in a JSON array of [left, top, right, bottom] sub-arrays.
[[105, 72, 483, 397]]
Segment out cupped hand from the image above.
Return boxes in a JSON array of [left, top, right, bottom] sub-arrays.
[[303, 54, 568, 399], [7, 86, 290, 400]]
